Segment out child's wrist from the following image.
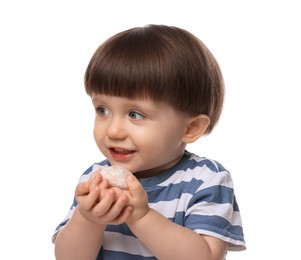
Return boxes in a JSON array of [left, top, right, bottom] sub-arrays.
[[126, 207, 152, 227]]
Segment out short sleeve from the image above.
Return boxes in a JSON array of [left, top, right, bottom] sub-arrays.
[[184, 166, 246, 251]]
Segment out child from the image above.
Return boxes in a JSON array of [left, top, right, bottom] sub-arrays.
[[53, 24, 246, 259]]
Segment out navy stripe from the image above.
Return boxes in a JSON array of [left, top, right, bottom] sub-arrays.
[[181, 155, 220, 173], [168, 211, 185, 226], [95, 160, 111, 167], [55, 219, 68, 231], [233, 196, 240, 212], [82, 165, 93, 175], [105, 224, 135, 237], [146, 178, 203, 203], [97, 249, 156, 260], [188, 185, 234, 208], [71, 197, 78, 208], [186, 214, 245, 242], [213, 160, 228, 172]]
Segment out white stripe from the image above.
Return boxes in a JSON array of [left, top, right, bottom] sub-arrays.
[[192, 229, 246, 251], [158, 169, 190, 186], [231, 211, 243, 226], [65, 205, 76, 220], [151, 195, 242, 226], [149, 193, 192, 218], [159, 166, 233, 189], [103, 231, 153, 257], [188, 201, 242, 226], [186, 201, 237, 223], [189, 155, 224, 173], [158, 167, 210, 186]]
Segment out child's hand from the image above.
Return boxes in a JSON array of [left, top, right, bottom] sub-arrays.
[[123, 175, 150, 224], [75, 170, 132, 226]]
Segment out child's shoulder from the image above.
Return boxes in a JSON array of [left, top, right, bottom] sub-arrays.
[[179, 151, 233, 187], [183, 151, 228, 173]]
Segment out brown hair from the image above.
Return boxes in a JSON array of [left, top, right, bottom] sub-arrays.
[[84, 25, 224, 134]]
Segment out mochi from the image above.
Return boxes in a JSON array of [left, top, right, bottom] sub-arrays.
[[100, 166, 132, 189]]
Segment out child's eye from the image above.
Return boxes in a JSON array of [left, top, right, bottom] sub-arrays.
[[96, 106, 110, 116], [129, 111, 144, 120]]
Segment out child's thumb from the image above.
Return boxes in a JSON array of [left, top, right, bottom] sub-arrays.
[[127, 175, 144, 198]]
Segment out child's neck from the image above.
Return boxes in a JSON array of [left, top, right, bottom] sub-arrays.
[[133, 153, 184, 179]]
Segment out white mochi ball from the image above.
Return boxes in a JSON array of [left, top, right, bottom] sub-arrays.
[[100, 166, 133, 189]]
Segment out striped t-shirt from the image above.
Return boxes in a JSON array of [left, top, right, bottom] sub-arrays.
[[53, 151, 246, 259]]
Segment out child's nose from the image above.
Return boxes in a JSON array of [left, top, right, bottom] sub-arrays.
[[107, 118, 127, 140]]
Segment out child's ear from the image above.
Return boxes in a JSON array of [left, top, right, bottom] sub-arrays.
[[182, 115, 210, 143]]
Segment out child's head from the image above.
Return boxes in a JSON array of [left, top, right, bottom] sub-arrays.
[[84, 24, 224, 134]]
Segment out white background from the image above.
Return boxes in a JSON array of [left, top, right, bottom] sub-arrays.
[[1, 0, 300, 259]]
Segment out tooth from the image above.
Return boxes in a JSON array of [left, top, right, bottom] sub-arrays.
[[115, 148, 128, 153]]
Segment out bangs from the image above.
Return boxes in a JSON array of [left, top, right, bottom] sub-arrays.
[[84, 27, 173, 101]]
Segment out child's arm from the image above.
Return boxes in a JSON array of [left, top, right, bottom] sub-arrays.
[[54, 172, 132, 260], [125, 176, 228, 260]]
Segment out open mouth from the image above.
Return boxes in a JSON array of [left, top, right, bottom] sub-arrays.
[[110, 148, 134, 154], [109, 148, 135, 159]]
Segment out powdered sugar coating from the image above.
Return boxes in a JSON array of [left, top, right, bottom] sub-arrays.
[[100, 166, 132, 189]]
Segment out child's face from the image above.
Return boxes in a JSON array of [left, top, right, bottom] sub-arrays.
[[91, 94, 190, 178]]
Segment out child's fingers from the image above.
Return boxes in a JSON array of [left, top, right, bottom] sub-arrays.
[[75, 182, 89, 196], [92, 189, 117, 216], [127, 175, 146, 199], [89, 170, 103, 192], [99, 178, 110, 190], [111, 206, 133, 224], [109, 194, 130, 216], [125, 175, 149, 223], [78, 186, 100, 210], [96, 193, 130, 222]]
